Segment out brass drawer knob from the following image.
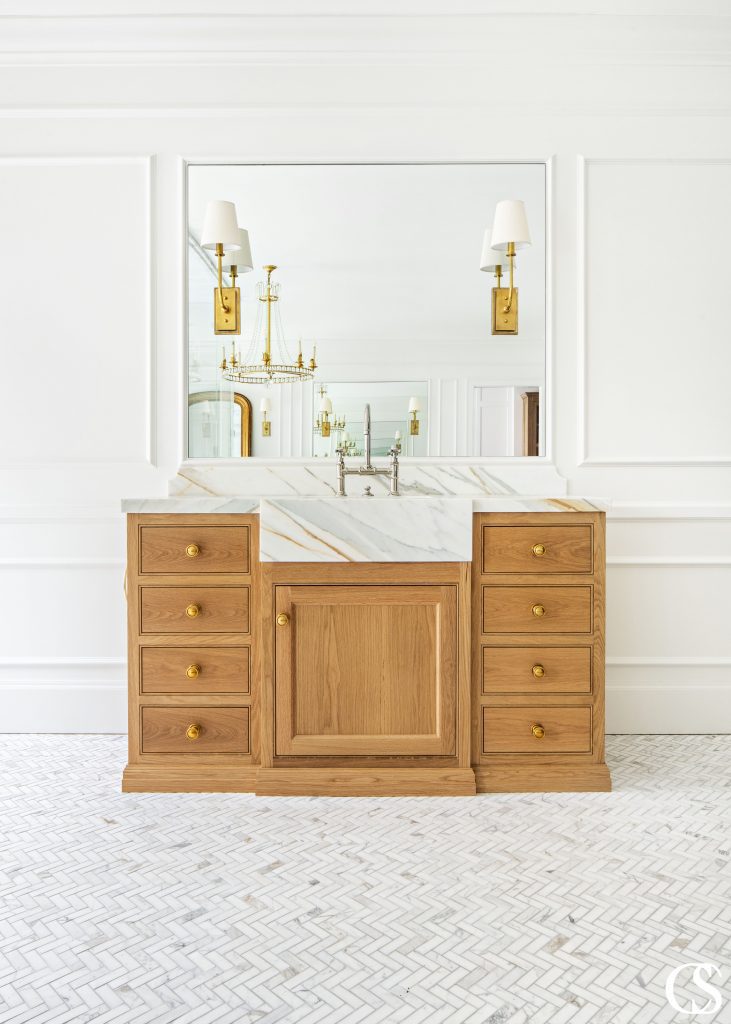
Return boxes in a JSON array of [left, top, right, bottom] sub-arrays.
[[532, 604, 546, 618], [532, 543, 546, 557], [186, 664, 201, 679], [531, 723, 545, 739], [277, 612, 290, 626], [185, 543, 200, 558], [532, 664, 546, 678], [186, 723, 202, 740], [185, 603, 201, 618]]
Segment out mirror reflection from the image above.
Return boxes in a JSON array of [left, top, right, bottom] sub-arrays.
[[187, 162, 546, 458]]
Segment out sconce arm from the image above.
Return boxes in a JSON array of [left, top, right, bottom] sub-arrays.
[[503, 243, 516, 313], [215, 243, 231, 314]]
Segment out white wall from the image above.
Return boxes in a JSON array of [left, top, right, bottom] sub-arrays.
[[1, 1, 730, 733]]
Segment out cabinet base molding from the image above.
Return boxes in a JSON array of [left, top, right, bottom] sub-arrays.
[[255, 767, 477, 797], [474, 763, 612, 793], [122, 765, 258, 794]]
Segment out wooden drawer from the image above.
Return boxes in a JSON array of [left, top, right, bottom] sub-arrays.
[[140, 646, 250, 695], [482, 646, 592, 695], [482, 525, 593, 574], [141, 706, 250, 754], [140, 586, 249, 634], [139, 525, 250, 575], [483, 706, 592, 754], [482, 585, 592, 634]]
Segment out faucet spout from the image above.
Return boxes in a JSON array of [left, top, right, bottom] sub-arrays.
[[363, 403, 372, 470]]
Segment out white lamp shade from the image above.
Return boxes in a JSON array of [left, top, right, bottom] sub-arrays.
[[222, 229, 253, 272], [200, 200, 241, 251], [480, 228, 505, 272], [491, 200, 531, 251], [319, 395, 333, 414], [408, 396, 421, 414], [259, 397, 272, 415]]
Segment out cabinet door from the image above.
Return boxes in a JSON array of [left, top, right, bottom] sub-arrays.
[[274, 584, 457, 757]]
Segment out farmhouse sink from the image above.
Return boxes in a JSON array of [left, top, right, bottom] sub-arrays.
[[259, 496, 473, 562]]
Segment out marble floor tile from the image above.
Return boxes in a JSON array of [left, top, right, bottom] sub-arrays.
[[1, 735, 730, 1023]]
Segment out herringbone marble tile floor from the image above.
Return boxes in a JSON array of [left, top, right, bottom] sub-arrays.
[[1, 735, 730, 1024]]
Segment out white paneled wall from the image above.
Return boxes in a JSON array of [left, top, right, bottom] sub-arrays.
[[0, 2, 730, 732]]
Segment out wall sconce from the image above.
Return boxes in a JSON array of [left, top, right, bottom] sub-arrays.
[[200, 201, 252, 336], [317, 392, 333, 437], [489, 200, 531, 335], [408, 396, 421, 435], [260, 396, 272, 437]]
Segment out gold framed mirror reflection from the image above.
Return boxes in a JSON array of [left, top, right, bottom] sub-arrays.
[[188, 391, 252, 458]]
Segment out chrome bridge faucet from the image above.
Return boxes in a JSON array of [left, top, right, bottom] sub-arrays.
[[336, 403, 400, 497]]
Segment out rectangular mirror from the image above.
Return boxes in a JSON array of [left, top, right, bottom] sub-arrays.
[[187, 162, 546, 459]]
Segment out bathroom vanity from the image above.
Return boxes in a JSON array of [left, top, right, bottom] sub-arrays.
[[123, 159, 610, 796], [122, 497, 609, 796]]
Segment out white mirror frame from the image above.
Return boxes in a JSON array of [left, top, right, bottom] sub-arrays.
[[180, 157, 557, 488]]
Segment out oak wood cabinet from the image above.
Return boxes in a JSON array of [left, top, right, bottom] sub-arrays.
[[474, 511, 610, 793], [123, 509, 609, 796]]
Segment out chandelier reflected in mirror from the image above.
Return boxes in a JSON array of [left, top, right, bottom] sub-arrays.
[[221, 264, 317, 385]]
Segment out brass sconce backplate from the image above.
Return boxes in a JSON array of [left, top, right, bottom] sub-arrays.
[[214, 287, 241, 335], [261, 420, 271, 437], [492, 287, 519, 335]]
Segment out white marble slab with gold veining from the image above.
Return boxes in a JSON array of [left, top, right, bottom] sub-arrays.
[[259, 497, 473, 562], [167, 459, 568, 499]]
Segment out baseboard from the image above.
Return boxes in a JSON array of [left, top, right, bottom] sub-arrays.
[[255, 767, 477, 797], [474, 764, 611, 793], [122, 764, 259, 793], [1, 683, 127, 733], [606, 669, 731, 733]]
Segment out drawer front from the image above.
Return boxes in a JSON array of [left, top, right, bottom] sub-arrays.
[[482, 646, 592, 695], [141, 706, 250, 754], [482, 585, 592, 634], [139, 525, 250, 575], [140, 586, 249, 634], [483, 706, 592, 754], [482, 525, 593, 574], [140, 646, 250, 694]]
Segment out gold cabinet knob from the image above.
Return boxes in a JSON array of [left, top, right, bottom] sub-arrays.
[[185, 603, 201, 618], [532, 543, 546, 557], [532, 604, 546, 617], [186, 723, 202, 740], [276, 612, 290, 626], [531, 723, 546, 739], [185, 664, 201, 679], [185, 543, 200, 558], [532, 664, 546, 678]]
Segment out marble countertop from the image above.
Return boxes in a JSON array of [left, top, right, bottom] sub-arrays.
[[121, 494, 606, 562]]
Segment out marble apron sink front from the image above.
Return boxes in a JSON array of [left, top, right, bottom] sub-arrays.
[[259, 497, 473, 562]]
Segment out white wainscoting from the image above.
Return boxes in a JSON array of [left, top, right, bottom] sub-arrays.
[[1, 3, 730, 733]]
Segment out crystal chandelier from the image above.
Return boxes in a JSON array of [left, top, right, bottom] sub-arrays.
[[221, 264, 316, 385]]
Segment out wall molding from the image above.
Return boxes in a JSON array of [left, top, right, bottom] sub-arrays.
[[607, 502, 731, 521], [576, 155, 731, 469], [0, 558, 125, 568], [607, 556, 731, 568], [607, 656, 731, 667], [1, 7, 730, 71], [0, 155, 156, 469]]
